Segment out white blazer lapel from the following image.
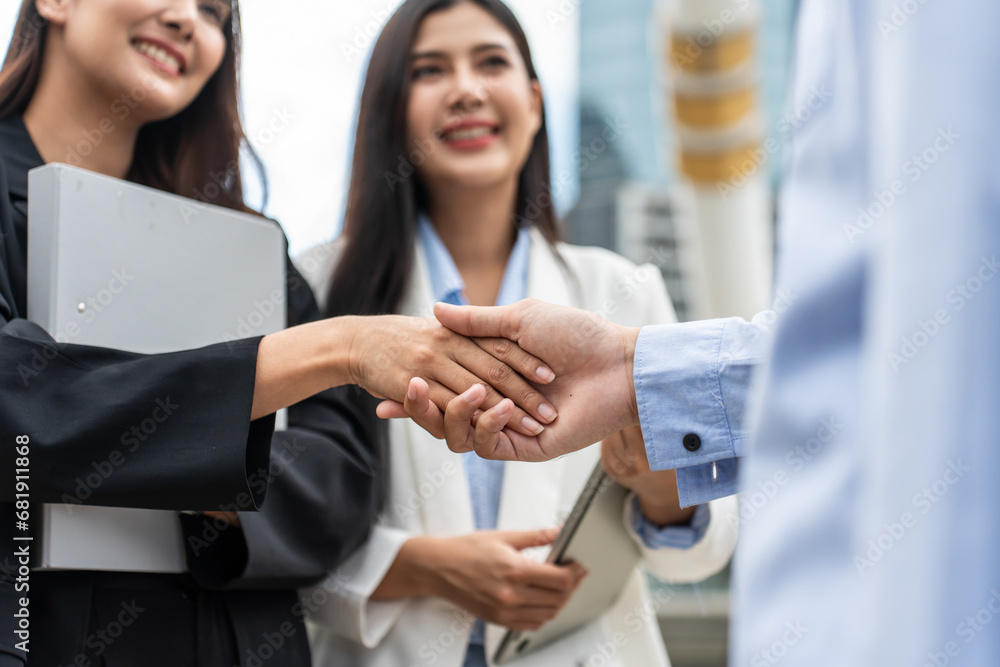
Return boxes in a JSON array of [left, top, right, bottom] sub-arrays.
[[525, 227, 575, 307]]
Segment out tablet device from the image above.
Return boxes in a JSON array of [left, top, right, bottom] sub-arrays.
[[494, 462, 641, 664]]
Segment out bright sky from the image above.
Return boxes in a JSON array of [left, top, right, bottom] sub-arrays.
[[0, 1, 579, 256]]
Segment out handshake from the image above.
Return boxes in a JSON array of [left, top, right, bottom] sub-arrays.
[[368, 299, 642, 463]]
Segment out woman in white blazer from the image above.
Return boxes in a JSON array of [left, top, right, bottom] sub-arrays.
[[297, 1, 738, 665]]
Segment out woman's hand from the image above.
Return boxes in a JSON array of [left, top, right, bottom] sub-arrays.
[[373, 529, 587, 632], [601, 425, 695, 527], [349, 315, 557, 437]]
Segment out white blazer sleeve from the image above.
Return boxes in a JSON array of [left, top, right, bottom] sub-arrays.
[[304, 524, 413, 648], [625, 495, 739, 584]]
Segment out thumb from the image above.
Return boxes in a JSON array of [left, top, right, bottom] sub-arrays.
[[434, 301, 516, 339], [375, 400, 407, 419], [496, 527, 560, 551]]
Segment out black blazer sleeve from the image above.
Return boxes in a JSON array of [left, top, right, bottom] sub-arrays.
[[0, 159, 274, 511], [180, 255, 381, 590]]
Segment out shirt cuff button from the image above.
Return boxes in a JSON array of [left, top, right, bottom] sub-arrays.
[[683, 433, 702, 452]]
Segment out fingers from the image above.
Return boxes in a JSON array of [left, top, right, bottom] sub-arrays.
[[376, 378, 446, 439], [447, 340, 556, 433], [498, 527, 560, 550], [441, 385, 512, 454], [375, 400, 407, 419], [434, 301, 522, 339], [510, 561, 588, 593], [473, 337, 554, 385], [404, 377, 445, 439]]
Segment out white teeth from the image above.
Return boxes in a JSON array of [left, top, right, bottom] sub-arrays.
[[134, 41, 182, 73], [445, 127, 494, 141]]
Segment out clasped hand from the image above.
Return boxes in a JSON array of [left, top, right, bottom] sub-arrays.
[[377, 299, 643, 462], [348, 314, 559, 437]]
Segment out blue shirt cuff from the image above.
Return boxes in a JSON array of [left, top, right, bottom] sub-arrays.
[[628, 495, 712, 550], [633, 318, 762, 505]]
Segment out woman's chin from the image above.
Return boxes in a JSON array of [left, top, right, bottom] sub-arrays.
[[131, 95, 198, 124], [433, 165, 519, 192]]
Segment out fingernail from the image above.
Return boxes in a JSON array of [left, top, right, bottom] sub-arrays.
[[407, 383, 418, 401], [536, 366, 555, 383], [462, 385, 482, 403], [521, 416, 544, 435], [538, 403, 557, 423], [496, 399, 514, 416]]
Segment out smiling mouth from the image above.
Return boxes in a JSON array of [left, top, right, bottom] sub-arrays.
[[132, 40, 184, 74], [441, 126, 499, 142]]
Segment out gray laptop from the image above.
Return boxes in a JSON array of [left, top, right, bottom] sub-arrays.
[[27, 164, 286, 572]]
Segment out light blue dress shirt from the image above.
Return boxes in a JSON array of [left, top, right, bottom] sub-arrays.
[[634, 0, 1000, 664], [418, 217, 709, 665]]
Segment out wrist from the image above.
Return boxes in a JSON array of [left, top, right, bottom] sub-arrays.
[[399, 537, 443, 598], [619, 325, 641, 429], [326, 316, 363, 388], [635, 490, 694, 528]]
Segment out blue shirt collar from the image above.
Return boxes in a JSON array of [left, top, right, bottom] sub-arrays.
[[417, 214, 532, 307]]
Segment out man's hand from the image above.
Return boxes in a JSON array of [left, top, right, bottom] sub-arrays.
[[376, 299, 642, 461]]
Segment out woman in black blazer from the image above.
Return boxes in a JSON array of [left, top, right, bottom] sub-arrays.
[[0, 1, 556, 664]]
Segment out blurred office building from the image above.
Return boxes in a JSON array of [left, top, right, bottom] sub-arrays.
[[566, 1, 797, 665], [567, 0, 797, 323]]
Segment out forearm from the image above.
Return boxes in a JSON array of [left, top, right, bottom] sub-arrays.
[[371, 537, 439, 601], [251, 317, 358, 420]]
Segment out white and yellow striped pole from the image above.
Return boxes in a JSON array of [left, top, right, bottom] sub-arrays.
[[663, 0, 773, 320]]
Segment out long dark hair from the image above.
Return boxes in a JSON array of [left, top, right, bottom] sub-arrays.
[[0, 0, 265, 213], [324, 0, 561, 319]]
